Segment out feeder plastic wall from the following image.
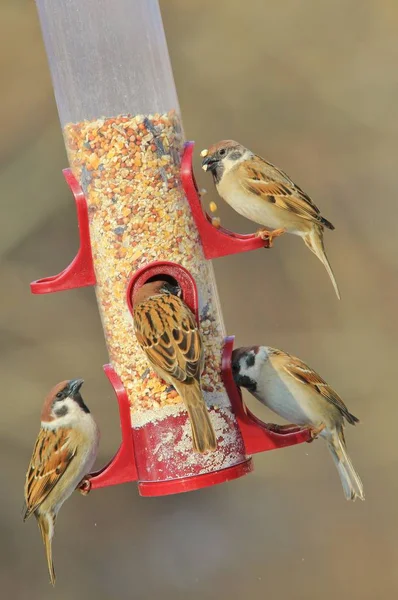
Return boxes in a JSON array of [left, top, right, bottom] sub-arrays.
[[35, 0, 180, 125]]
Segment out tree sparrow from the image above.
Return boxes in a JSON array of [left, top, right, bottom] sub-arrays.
[[232, 346, 364, 501], [23, 379, 100, 585], [201, 141, 340, 299], [133, 280, 217, 453]]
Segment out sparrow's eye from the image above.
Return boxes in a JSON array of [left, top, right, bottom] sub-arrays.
[[219, 148, 226, 156], [56, 392, 63, 399]]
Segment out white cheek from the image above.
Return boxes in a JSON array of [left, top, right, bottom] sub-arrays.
[[221, 156, 240, 176], [222, 150, 252, 174], [239, 358, 264, 384], [43, 398, 83, 429]]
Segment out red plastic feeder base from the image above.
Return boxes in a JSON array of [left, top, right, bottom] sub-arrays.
[[138, 459, 253, 497], [89, 365, 253, 496]]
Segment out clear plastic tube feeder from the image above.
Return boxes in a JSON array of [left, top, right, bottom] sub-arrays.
[[32, 0, 310, 497]]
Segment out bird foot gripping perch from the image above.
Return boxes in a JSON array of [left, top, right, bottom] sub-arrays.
[[256, 227, 286, 247], [306, 423, 327, 442], [77, 477, 92, 496]]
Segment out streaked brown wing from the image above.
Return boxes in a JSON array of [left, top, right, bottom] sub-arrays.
[[238, 156, 323, 225], [279, 350, 355, 422], [23, 427, 77, 520], [134, 294, 203, 383]]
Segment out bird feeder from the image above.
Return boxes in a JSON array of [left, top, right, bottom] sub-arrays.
[[32, 0, 310, 497]]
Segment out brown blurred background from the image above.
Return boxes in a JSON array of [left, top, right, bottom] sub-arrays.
[[2, 0, 398, 598]]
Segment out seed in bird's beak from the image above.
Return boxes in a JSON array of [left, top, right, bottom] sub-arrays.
[[202, 164, 208, 171], [200, 149, 208, 157], [209, 201, 218, 213]]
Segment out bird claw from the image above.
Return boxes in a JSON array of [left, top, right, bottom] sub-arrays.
[[305, 424, 326, 443], [77, 476, 92, 496], [255, 228, 286, 247]]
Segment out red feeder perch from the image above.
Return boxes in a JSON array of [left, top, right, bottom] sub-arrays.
[[33, 0, 310, 498], [30, 170, 96, 294]]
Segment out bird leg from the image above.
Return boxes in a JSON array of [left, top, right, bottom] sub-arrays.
[[256, 227, 286, 247], [76, 476, 92, 496], [306, 423, 326, 443]]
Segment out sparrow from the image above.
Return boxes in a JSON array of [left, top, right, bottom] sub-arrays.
[[201, 140, 340, 299], [133, 280, 217, 453], [23, 379, 100, 586], [232, 346, 364, 501]]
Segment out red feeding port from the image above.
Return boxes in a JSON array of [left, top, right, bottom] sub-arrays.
[[30, 170, 96, 294], [181, 142, 271, 260], [127, 260, 199, 323]]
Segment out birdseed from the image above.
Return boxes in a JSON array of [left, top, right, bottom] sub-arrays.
[[63, 111, 231, 422]]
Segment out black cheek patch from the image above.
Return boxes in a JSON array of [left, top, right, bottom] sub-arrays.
[[54, 405, 69, 417], [228, 150, 242, 161], [245, 353, 256, 368]]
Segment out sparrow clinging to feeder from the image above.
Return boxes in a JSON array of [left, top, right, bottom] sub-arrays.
[[23, 379, 100, 586], [201, 141, 340, 299], [133, 280, 217, 453], [232, 346, 364, 501]]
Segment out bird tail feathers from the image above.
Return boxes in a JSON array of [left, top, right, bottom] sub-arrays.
[[175, 381, 217, 453], [303, 227, 340, 300], [328, 430, 364, 501], [37, 512, 56, 586]]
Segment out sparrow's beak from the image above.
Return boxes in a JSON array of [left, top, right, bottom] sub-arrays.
[[201, 154, 219, 172], [69, 378, 84, 395]]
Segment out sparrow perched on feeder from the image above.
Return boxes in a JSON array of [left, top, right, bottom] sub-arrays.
[[201, 141, 340, 299], [232, 346, 364, 501], [133, 280, 217, 453], [23, 379, 100, 586]]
